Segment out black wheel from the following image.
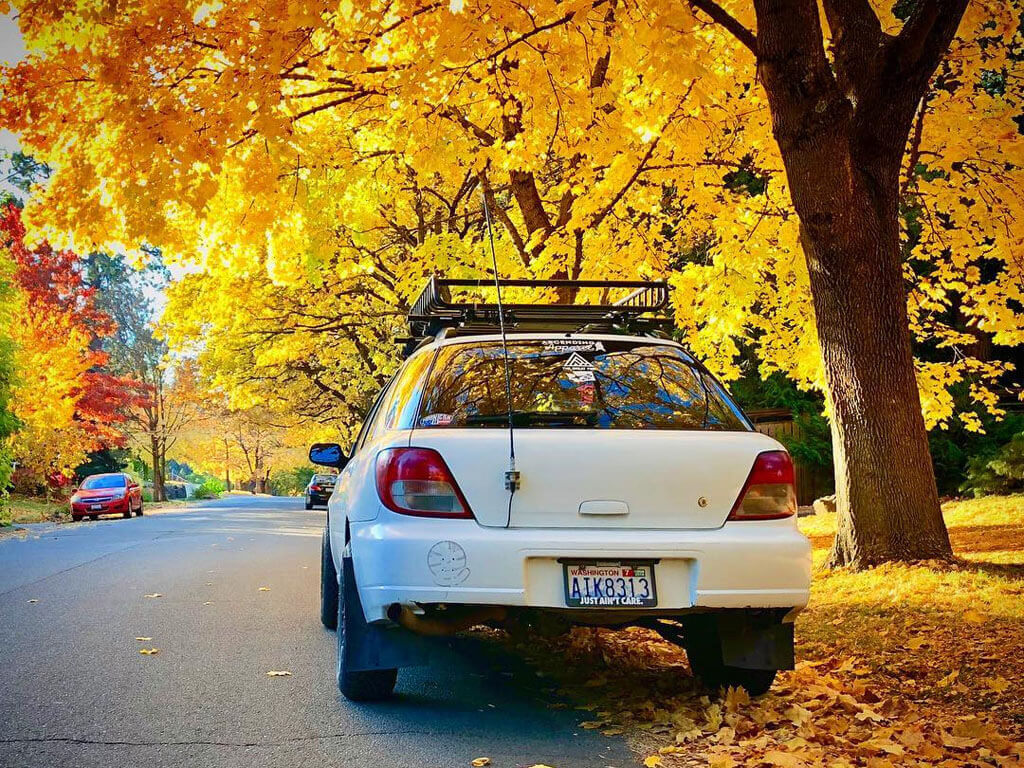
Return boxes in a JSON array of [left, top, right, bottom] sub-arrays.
[[683, 620, 778, 697], [305, 496, 313, 511], [337, 546, 397, 701], [135, 500, 143, 516], [321, 527, 339, 630], [89, 514, 99, 521], [123, 506, 132, 519]]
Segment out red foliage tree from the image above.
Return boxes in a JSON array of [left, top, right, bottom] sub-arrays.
[[0, 203, 146, 455]]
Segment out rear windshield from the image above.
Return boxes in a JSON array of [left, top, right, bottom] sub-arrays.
[[313, 474, 336, 483], [81, 474, 126, 489], [417, 340, 749, 431]]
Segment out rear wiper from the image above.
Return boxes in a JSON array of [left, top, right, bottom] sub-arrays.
[[465, 410, 599, 426]]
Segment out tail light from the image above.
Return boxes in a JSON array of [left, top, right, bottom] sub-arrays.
[[310, 484, 322, 492], [375, 447, 473, 519], [728, 451, 797, 520]]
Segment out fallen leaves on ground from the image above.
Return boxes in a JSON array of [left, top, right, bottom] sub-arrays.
[[470, 758, 490, 766], [134, 636, 152, 641], [139, 648, 159, 655], [143, 593, 162, 598], [266, 670, 292, 677], [258, 587, 270, 592], [504, 495, 1023, 767], [26, 599, 37, 603]]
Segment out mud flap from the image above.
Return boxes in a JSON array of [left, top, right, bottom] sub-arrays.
[[342, 555, 432, 673], [718, 613, 795, 671]]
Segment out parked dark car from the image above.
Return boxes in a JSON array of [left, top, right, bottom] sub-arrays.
[[70, 473, 144, 521], [305, 473, 336, 510]]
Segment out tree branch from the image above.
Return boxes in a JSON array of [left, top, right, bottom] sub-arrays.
[[821, 0, 886, 98], [685, 0, 756, 54]]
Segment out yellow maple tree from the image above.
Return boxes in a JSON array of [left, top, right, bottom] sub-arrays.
[[1, 0, 1020, 564]]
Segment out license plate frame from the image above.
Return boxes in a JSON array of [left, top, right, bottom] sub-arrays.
[[562, 560, 658, 608], [89, 503, 103, 511]]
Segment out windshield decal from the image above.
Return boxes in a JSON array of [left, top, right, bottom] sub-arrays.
[[563, 352, 596, 382], [420, 412, 454, 427], [540, 339, 606, 353]]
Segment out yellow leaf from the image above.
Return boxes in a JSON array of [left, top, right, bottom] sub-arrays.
[[709, 754, 736, 768], [471, 759, 490, 767], [962, 609, 986, 624], [643, 756, 662, 767], [139, 648, 159, 655], [144, 593, 162, 598], [763, 750, 806, 768], [723, 686, 750, 712], [266, 670, 292, 677], [986, 677, 1010, 693], [135, 636, 152, 641], [258, 587, 271, 592]]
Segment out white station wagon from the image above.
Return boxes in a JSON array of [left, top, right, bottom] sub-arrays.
[[311, 278, 811, 701]]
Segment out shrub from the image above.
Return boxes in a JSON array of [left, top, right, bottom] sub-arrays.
[[962, 430, 1024, 497], [193, 478, 225, 500]]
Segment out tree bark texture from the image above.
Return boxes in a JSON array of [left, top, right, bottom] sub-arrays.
[[747, 0, 964, 566]]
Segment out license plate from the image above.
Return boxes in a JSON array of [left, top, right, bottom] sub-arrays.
[[563, 562, 657, 608], [90, 504, 103, 510]]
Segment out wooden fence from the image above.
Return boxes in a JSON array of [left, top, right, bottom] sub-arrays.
[[748, 408, 834, 506]]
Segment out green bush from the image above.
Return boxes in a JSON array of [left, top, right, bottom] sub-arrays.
[[270, 466, 316, 496], [962, 430, 1024, 497], [193, 478, 225, 500]]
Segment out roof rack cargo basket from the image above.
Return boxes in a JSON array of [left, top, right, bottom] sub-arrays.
[[404, 277, 672, 348]]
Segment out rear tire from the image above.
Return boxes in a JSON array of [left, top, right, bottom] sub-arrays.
[[89, 514, 98, 521], [683, 621, 778, 697], [337, 546, 397, 701], [321, 527, 338, 630], [135, 500, 143, 516], [305, 497, 313, 511], [123, 507, 132, 519]]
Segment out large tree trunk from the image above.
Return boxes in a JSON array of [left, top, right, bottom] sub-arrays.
[[799, 197, 952, 567], [749, 0, 962, 568]]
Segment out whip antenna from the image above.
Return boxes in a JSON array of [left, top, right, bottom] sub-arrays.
[[481, 190, 520, 493]]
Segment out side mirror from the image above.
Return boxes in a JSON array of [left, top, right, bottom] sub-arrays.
[[309, 443, 347, 470]]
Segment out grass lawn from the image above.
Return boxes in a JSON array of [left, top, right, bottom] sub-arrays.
[[506, 494, 1023, 767], [1, 494, 196, 527], [1, 494, 71, 526]]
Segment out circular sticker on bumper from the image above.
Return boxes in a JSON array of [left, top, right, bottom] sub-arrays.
[[427, 541, 470, 586]]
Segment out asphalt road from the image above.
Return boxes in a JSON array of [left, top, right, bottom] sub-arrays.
[[0, 494, 633, 768]]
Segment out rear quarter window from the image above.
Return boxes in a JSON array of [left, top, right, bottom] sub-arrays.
[[417, 339, 749, 431]]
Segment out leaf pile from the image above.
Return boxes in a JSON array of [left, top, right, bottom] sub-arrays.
[[508, 498, 1022, 766]]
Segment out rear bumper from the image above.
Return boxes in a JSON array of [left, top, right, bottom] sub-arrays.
[[348, 513, 811, 623], [308, 493, 331, 504]]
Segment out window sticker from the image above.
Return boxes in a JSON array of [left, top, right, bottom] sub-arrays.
[[420, 412, 454, 427], [540, 339, 606, 353], [576, 381, 596, 405], [563, 351, 597, 383]]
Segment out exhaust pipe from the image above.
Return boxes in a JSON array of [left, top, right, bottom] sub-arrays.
[[388, 604, 507, 636]]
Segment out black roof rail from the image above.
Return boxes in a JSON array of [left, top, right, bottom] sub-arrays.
[[402, 277, 672, 353]]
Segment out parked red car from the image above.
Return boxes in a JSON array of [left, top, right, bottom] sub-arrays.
[[70, 473, 144, 521]]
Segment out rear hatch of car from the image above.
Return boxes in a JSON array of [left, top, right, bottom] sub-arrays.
[[410, 336, 769, 529]]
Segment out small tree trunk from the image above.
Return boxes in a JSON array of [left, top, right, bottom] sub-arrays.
[[150, 435, 165, 502]]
